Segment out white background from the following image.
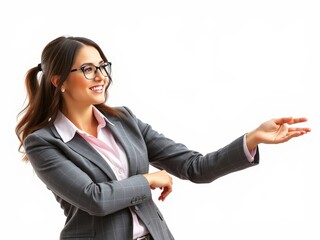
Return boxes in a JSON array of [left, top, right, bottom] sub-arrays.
[[2, 0, 320, 239]]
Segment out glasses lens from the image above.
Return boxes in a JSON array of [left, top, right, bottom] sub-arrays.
[[82, 64, 96, 79], [81, 63, 111, 80], [100, 62, 111, 77]]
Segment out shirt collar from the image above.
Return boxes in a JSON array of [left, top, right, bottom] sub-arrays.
[[54, 106, 114, 143]]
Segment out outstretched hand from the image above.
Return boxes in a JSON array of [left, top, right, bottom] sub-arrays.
[[246, 117, 311, 150]]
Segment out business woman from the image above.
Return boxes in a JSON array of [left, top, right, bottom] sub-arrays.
[[15, 36, 311, 240]]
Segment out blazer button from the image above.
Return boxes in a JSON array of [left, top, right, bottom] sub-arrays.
[[135, 206, 139, 211]]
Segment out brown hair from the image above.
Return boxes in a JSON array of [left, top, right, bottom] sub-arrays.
[[16, 36, 121, 161]]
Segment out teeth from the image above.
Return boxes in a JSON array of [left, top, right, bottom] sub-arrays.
[[90, 86, 103, 91]]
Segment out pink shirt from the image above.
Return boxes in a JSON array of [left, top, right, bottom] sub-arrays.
[[54, 107, 148, 239]]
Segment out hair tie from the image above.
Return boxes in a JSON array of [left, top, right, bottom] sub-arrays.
[[37, 63, 42, 72]]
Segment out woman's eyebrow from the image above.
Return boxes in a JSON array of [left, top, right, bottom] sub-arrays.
[[80, 60, 104, 66]]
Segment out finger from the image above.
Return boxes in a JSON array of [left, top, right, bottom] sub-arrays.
[[274, 117, 308, 125], [159, 191, 170, 201], [159, 186, 172, 201], [278, 131, 307, 143], [288, 127, 311, 133], [289, 117, 308, 125]]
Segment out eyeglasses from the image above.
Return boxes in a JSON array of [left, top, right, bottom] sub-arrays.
[[70, 62, 112, 80]]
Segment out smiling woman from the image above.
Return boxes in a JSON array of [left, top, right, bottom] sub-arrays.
[[16, 36, 119, 144], [53, 45, 112, 123], [15, 35, 311, 240]]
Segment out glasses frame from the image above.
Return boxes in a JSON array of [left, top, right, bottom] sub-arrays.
[[70, 62, 112, 80]]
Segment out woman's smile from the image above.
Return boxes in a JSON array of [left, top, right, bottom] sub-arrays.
[[89, 84, 104, 93]]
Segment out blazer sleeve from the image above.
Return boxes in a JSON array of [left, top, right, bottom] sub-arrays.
[[24, 130, 152, 216], [123, 107, 260, 184]]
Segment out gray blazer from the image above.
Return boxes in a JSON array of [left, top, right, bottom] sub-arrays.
[[24, 106, 259, 240]]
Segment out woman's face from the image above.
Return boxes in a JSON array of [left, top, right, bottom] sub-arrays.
[[61, 45, 109, 110]]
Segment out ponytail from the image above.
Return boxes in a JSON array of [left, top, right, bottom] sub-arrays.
[[15, 64, 49, 161], [25, 66, 40, 103]]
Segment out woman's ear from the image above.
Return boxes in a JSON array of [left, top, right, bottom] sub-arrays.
[[51, 75, 60, 88]]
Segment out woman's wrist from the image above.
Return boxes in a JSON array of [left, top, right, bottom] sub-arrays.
[[245, 129, 260, 151]]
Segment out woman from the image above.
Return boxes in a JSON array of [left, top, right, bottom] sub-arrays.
[[16, 36, 310, 240]]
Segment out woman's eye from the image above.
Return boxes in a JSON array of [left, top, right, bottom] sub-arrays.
[[84, 66, 94, 73]]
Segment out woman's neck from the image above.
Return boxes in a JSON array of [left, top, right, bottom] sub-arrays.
[[62, 105, 98, 137]]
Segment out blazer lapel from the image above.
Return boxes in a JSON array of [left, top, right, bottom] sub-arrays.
[[106, 116, 139, 177], [50, 125, 118, 180]]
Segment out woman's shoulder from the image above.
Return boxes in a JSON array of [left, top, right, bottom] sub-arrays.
[[101, 105, 137, 120], [24, 124, 57, 142], [101, 106, 146, 130]]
